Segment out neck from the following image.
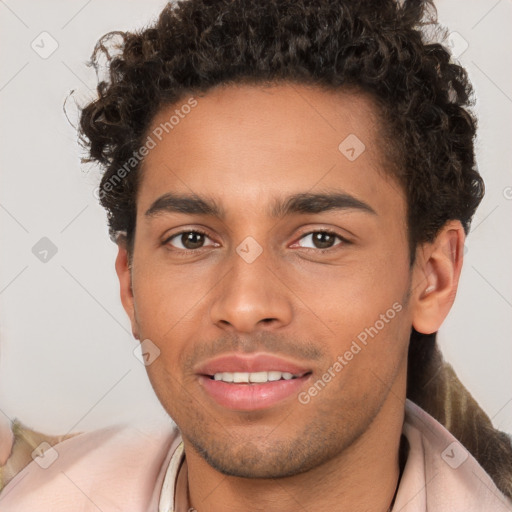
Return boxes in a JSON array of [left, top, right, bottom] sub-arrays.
[[183, 379, 406, 512]]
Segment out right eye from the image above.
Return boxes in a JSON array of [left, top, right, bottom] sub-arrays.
[[163, 229, 218, 251]]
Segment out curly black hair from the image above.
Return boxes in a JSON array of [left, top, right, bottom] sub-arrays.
[[77, 0, 512, 501], [79, 0, 483, 262]]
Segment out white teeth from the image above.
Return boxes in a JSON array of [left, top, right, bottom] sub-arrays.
[[233, 372, 249, 383], [249, 371, 268, 383], [211, 371, 300, 383], [268, 371, 282, 381], [217, 372, 233, 382]]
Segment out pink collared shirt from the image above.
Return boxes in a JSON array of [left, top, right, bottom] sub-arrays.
[[1, 400, 511, 511]]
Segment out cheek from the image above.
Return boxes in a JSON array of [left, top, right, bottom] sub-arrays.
[[303, 249, 409, 333], [131, 259, 211, 337], [302, 288, 410, 422], [143, 359, 197, 426], [317, 294, 410, 389], [303, 247, 411, 375]]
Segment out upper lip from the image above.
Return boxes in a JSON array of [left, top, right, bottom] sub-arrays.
[[195, 353, 312, 376]]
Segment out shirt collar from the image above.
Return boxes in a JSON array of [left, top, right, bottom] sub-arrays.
[[158, 441, 185, 512]]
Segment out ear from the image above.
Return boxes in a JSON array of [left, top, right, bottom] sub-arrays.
[[411, 220, 465, 335], [114, 238, 140, 340]]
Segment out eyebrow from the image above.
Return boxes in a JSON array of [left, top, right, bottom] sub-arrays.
[[144, 191, 377, 219]]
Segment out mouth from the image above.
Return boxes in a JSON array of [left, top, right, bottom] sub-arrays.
[[210, 370, 307, 383], [195, 354, 313, 411]]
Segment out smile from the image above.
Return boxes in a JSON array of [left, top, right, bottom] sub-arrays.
[[211, 370, 303, 383], [195, 353, 313, 411]]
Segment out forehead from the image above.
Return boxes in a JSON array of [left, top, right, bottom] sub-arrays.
[[136, 83, 404, 221]]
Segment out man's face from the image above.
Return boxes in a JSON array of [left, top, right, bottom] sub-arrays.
[[121, 83, 415, 478]]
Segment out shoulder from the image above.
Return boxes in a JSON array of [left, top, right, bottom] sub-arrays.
[[0, 419, 181, 511], [396, 399, 512, 511]]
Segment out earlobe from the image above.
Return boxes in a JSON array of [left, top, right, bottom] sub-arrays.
[[114, 242, 140, 340], [411, 221, 465, 335]]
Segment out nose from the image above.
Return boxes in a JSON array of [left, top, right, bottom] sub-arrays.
[[209, 242, 293, 333]]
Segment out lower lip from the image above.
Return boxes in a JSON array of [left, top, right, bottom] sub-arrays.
[[198, 375, 311, 411]]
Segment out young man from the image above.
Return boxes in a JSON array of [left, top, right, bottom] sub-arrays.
[[1, 0, 511, 510]]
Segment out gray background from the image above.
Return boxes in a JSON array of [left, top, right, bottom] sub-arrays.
[[0, 0, 511, 436]]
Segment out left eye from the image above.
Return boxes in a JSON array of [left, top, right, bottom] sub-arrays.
[[293, 231, 345, 250]]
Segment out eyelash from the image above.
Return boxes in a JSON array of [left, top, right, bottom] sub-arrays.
[[162, 228, 350, 255]]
